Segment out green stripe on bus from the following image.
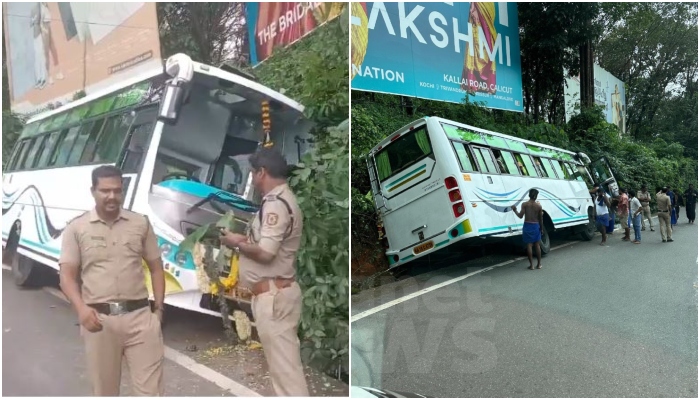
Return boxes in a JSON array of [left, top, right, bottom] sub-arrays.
[[386, 164, 427, 190]]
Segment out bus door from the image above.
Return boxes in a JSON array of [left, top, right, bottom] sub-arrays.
[[469, 146, 518, 233], [590, 157, 619, 197]]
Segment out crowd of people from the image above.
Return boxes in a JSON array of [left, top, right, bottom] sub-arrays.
[[592, 183, 698, 245]]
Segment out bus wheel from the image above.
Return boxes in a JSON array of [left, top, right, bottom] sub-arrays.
[[539, 227, 551, 254], [13, 253, 45, 287], [580, 214, 596, 241]]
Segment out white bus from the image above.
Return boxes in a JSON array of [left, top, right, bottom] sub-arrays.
[[366, 116, 619, 269], [2, 54, 314, 319]]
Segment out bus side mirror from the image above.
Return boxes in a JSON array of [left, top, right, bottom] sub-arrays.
[[159, 53, 194, 123], [158, 79, 187, 122]]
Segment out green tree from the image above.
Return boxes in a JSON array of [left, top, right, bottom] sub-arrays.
[[157, 3, 248, 65], [2, 31, 24, 167], [595, 2, 698, 142], [518, 2, 600, 124]]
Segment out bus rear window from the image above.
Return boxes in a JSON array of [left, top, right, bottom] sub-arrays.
[[374, 127, 432, 181]]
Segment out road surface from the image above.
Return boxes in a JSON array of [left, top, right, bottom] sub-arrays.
[[3, 267, 348, 397], [351, 219, 698, 397], [2, 269, 236, 396]]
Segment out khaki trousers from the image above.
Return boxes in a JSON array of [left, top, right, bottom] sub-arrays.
[[658, 211, 672, 241], [82, 307, 164, 396], [640, 205, 654, 229], [252, 282, 309, 397]]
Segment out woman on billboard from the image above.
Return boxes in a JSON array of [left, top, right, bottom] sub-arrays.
[[460, 2, 497, 95]]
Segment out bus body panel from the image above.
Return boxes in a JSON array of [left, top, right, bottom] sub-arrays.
[[2, 165, 138, 257]]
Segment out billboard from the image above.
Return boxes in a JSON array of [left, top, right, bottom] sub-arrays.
[[564, 64, 626, 133], [246, 2, 345, 66], [3, 2, 162, 116], [351, 2, 523, 112]]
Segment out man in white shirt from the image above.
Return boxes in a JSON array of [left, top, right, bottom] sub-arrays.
[[629, 190, 643, 244], [594, 188, 611, 246]]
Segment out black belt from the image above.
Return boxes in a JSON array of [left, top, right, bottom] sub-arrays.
[[88, 298, 150, 316], [659, 210, 669, 213]]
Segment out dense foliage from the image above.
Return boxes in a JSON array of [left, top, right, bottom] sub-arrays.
[[2, 110, 24, 169], [289, 120, 349, 374], [250, 5, 349, 376]]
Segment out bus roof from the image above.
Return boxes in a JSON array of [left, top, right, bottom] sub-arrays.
[[369, 116, 579, 159], [26, 59, 305, 125]]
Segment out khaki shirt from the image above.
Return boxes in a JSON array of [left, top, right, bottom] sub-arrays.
[[59, 209, 160, 304], [240, 183, 303, 287], [637, 190, 651, 206], [656, 193, 672, 212]]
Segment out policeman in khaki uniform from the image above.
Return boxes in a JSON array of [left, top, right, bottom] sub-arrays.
[[655, 187, 674, 243], [637, 185, 655, 231], [220, 148, 309, 396], [59, 166, 166, 396]]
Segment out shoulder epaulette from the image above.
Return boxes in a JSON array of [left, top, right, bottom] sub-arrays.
[[66, 211, 89, 226]]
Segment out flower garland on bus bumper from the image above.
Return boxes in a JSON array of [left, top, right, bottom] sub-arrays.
[[193, 243, 239, 295]]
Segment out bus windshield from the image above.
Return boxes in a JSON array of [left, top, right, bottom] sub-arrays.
[[146, 70, 310, 238], [374, 126, 432, 181]]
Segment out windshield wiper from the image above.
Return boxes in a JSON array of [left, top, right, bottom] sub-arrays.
[[186, 190, 257, 214]]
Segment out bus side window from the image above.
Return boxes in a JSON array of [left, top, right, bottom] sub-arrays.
[[514, 153, 538, 177], [51, 127, 81, 167], [6, 141, 24, 171], [94, 113, 134, 162], [121, 122, 154, 173], [567, 163, 584, 181], [9, 140, 29, 171], [550, 159, 567, 180], [472, 147, 499, 174], [67, 121, 99, 166], [499, 150, 521, 175], [79, 119, 107, 164], [18, 138, 39, 170], [35, 131, 61, 169], [28, 135, 50, 169], [451, 142, 477, 172], [542, 157, 558, 178], [491, 150, 508, 174], [532, 156, 549, 178]]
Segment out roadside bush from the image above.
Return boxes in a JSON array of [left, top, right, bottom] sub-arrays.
[[289, 120, 349, 374], [2, 110, 25, 170], [255, 8, 349, 376]]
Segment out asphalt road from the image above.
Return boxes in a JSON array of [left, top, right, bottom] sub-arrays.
[[351, 219, 698, 397], [1, 270, 234, 397]]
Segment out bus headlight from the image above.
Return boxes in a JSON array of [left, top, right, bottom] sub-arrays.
[[160, 243, 173, 258], [175, 252, 188, 266]]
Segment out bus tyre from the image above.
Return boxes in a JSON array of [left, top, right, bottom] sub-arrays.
[[539, 227, 551, 255], [13, 254, 44, 287], [580, 214, 596, 241]]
